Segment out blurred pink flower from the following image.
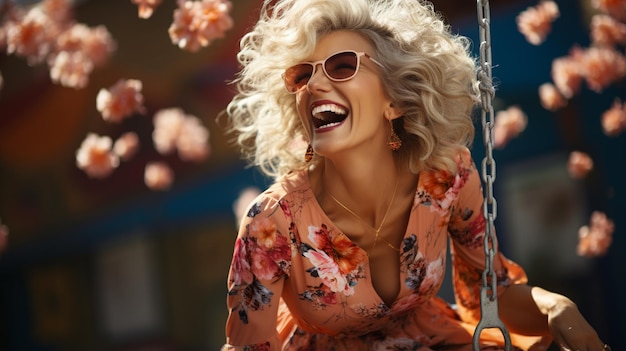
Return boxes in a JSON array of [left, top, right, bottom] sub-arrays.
[[4, 1, 114, 89], [131, 0, 163, 19], [55, 23, 116, 67], [538, 82, 567, 111], [567, 151, 594, 179], [551, 55, 583, 99], [152, 107, 210, 161], [76, 133, 120, 179], [96, 79, 146, 123], [590, 14, 626, 47], [516, 0, 560, 45], [577, 211, 614, 257], [5, 7, 56, 64], [578, 46, 626, 93], [591, 0, 626, 21], [40, 0, 73, 24], [493, 106, 528, 148], [168, 0, 233, 52], [49, 51, 93, 89], [145, 162, 174, 190], [601, 100, 626, 136], [177, 117, 210, 162], [153, 108, 186, 154], [113, 132, 140, 161]]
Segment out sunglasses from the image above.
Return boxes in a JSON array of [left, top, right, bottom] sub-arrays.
[[282, 50, 384, 93]]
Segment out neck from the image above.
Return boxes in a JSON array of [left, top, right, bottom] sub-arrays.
[[319, 152, 401, 226]]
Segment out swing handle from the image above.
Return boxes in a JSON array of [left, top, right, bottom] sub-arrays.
[[472, 287, 513, 350]]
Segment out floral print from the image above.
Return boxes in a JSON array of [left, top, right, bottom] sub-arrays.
[[228, 203, 292, 325], [302, 224, 367, 295], [224, 150, 543, 351]]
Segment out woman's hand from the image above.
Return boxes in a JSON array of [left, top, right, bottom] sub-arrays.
[[547, 297, 608, 351]]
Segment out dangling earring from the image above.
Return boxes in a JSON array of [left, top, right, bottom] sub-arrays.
[[304, 144, 314, 162], [387, 119, 402, 151]]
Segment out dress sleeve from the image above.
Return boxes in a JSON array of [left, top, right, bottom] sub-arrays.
[[222, 192, 293, 351], [447, 150, 527, 324]]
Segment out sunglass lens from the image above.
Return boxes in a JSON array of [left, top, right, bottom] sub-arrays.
[[284, 63, 313, 93], [325, 51, 359, 80]]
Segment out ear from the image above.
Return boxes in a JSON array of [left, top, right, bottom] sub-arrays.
[[384, 103, 403, 120]]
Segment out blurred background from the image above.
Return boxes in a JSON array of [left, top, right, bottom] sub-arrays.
[[0, 0, 624, 350]]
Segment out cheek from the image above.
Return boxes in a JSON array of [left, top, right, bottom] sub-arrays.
[[295, 95, 309, 125]]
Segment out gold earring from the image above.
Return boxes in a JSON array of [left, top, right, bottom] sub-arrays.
[[387, 119, 401, 151], [304, 144, 314, 162]]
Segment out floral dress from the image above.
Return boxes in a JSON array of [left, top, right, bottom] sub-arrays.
[[222, 150, 550, 351]]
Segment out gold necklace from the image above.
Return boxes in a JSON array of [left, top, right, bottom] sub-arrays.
[[326, 179, 400, 251]]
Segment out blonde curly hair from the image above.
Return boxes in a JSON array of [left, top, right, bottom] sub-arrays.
[[225, 0, 480, 179]]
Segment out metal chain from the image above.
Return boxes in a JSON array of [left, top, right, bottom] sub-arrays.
[[472, 1, 512, 350]]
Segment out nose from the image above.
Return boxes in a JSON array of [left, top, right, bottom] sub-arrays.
[[306, 63, 331, 93]]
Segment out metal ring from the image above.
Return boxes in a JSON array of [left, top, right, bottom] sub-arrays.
[[603, 344, 611, 351]]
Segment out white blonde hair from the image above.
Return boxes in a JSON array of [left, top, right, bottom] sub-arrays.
[[225, 0, 480, 179]]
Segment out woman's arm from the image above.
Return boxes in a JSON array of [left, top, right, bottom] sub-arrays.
[[499, 284, 607, 350]]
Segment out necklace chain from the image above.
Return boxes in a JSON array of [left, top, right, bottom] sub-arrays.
[[326, 179, 400, 251]]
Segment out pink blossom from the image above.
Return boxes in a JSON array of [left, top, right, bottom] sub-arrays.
[[49, 51, 93, 89], [601, 100, 626, 136], [96, 79, 146, 122], [40, 0, 73, 24], [577, 211, 614, 257], [76, 133, 120, 179], [55, 23, 116, 67], [144, 161, 174, 190], [131, 0, 163, 19], [177, 116, 210, 162], [303, 249, 352, 295], [307, 225, 332, 251], [567, 151, 594, 179], [168, 0, 233, 52], [538, 82, 567, 111], [153, 108, 186, 154], [5, 7, 56, 64], [591, 0, 626, 21], [152, 108, 210, 161], [230, 238, 253, 286], [493, 105, 528, 148], [579, 46, 626, 93], [113, 132, 140, 161], [516, 1, 560, 45], [251, 245, 278, 280], [551, 55, 583, 98], [249, 217, 277, 249], [591, 14, 626, 47]]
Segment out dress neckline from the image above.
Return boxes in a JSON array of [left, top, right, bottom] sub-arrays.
[[299, 169, 422, 308]]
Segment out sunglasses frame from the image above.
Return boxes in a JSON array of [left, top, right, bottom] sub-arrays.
[[282, 50, 384, 94]]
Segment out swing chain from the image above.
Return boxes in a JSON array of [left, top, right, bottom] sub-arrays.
[[472, 0, 512, 350]]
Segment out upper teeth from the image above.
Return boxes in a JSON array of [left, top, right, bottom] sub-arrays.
[[312, 104, 347, 118]]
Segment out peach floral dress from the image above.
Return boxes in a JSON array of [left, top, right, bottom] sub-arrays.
[[222, 150, 549, 351]]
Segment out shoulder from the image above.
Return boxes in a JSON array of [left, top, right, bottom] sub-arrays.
[[242, 170, 311, 219]]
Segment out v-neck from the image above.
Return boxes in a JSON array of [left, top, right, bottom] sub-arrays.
[[302, 170, 421, 308]]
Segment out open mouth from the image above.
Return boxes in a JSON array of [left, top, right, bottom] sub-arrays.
[[311, 104, 348, 130]]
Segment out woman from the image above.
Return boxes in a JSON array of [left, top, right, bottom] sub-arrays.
[[221, 0, 606, 350]]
